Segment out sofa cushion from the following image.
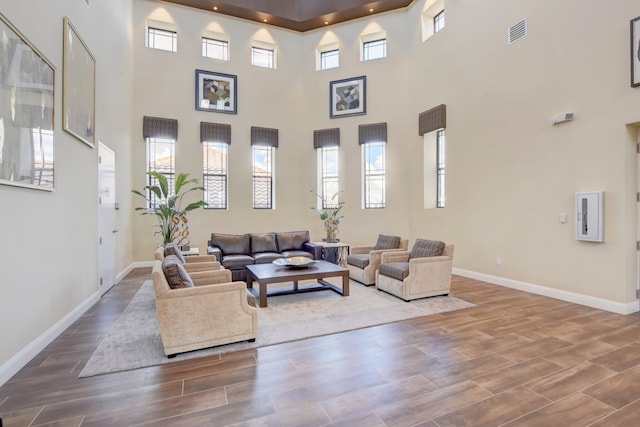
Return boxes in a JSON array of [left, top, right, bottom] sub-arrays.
[[276, 231, 310, 251], [347, 254, 370, 269], [164, 243, 186, 263], [378, 262, 410, 281], [410, 239, 445, 259], [251, 232, 278, 254], [221, 254, 254, 270], [162, 255, 194, 289], [374, 234, 402, 250], [253, 252, 282, 264], [211, 233, 250, 256]]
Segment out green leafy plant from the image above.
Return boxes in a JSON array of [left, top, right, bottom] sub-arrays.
[[310, 190, 344, 241], [132, 172, 207, 245]]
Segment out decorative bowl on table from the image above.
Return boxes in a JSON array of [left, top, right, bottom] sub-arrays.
[[272, 257, 317, 269]]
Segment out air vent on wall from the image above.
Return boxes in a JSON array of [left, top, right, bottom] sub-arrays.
[[508, 18, 527, 44]]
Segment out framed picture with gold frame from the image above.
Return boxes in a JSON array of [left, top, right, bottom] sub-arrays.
[[63, 17, 96, 147], [0, 12, 56, 191]]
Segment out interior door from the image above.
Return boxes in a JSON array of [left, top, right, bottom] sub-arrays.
[[98, 142, 117, 296]]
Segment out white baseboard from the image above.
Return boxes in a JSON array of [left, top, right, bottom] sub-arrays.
[[0, 291, 100, 387], [453, 268, 640, 315]]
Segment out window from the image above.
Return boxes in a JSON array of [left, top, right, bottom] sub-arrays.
[[320, 49, 339, 70], [147, 27, 177, 52], [434, 10, 445, 33], [202, 37, 228, 60], [253, 145, 274, 209], [146, 137, 175, 208], [252, 46, 274, 68], [318, 145, 339, 208], [363, 38, 387, 61], [362, 141, 386, 208], [203, 141, 228, 209], [436, 130, 446, 208]]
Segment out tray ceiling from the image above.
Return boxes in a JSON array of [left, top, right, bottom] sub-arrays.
[[162, 0, 415, 32]]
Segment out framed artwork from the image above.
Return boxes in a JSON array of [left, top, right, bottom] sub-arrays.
[[195, 69, 237, 114], [330, 75, 366, 118], [632, 16, 640, 87], [0, 12, 55, 191], [63, 17, 96, 147]]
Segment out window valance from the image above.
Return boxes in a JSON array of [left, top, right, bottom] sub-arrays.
[[201, 122, 231, 144], [358, 122, 387, 144], [418, 104, 446, 135], [313, 128, 340, 148], [143, 116, 178, 140], [251, 126, 279, 147]]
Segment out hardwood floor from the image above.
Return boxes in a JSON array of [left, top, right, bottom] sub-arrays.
[[1, 269, 639, 426]]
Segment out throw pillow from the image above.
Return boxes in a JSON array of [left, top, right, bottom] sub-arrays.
[[162, 255, 194, 289], [374, 234, 402, 250], [410, 239, 445, 259], [164, 243, 186, 263]]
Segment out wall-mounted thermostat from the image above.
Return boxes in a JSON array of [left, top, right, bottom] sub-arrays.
[[576, 191, 603, 242]]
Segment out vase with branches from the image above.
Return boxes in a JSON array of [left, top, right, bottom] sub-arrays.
[[132, 172, 207, 246], [310, 190, 345, 243]]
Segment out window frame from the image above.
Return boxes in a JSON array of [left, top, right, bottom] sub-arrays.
[[362, 141, 386, 209], [436, 129, 446, 208], [362, 38, 387, 61], [317, 145, 340, 209], [434, 10, 445, 33], [146, 136, 175, 208], [252, 144, 274, 209], [202, 141, 228, 209], [251, 46, 275, 69], [147, 26, 177, 52], [202, 37, 229, 61], [320, 49, 340, 70]]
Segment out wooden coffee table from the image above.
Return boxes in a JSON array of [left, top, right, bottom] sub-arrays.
[[245, 260, 349, 307]]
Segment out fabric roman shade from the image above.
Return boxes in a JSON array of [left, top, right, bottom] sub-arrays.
[[313, 128, 340, 148], [358, 122, 387, 145], [418, 104, 446, 135], [201, 122, 231, 144], [251, 126, 279, 148], [143, 116, 178, 140]]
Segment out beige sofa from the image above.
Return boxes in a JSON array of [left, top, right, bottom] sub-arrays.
[[346, 235, 408, 286], [151, 260, 258, 357], [376, 240, 454, 301]]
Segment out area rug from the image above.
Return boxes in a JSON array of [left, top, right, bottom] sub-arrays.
[[79, 279, 474, 377]]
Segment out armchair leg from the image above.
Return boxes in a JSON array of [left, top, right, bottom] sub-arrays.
[[167, 354, 177, 359], [248, 338, 256, 342]]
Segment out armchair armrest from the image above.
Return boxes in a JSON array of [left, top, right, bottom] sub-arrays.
[[207, 246, 222, 260], [185, 254, 218, 263], [156, 280, 247, 299], [350, 245, 375, 255], [189, 269, 233, 286], [183, 261, 222, 273], [368, 247, 406, 265], [381, 250, 410, 264]]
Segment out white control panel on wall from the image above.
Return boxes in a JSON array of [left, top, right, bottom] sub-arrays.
[[576, 191, 603, 242]]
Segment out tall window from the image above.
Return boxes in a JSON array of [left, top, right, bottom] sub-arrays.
[[203, 141, 228, 209], [434, 10, 445, 33], [146, 137, 175, 208], [320, 49, 339, 70], [362, 141, 386, 208], [252, 46, 274, 68], [252, 145, 274, 209], [436, 130, 446, 208], [202, 37, 228, 60], [319, 145, 339, 208], [147, 27, 177, 52], [363, 38, 387, 61]]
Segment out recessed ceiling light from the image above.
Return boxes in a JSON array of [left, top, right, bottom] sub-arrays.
[[263, 18, 268, 22], [324, 21, 329, 25], [213, 6, 218, 11], [369, 8, 374, 12]]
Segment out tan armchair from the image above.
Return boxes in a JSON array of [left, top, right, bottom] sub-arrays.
[[346, 235, 408, 286], [154, 245, 224, 273], [376, 239, 454, 301], [152, 260, 258, 357]]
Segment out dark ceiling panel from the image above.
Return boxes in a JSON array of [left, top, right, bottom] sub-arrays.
[[162, 0, 414, 32]]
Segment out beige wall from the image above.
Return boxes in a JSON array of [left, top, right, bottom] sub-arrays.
[[0, 0, 133, 374], [2, 0, 639, 383]]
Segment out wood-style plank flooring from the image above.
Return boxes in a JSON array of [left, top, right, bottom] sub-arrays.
[[1, 269, 639, 426]]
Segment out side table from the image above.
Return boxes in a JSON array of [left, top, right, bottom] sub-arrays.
[[181, 247, 200, 257], [313, 241, 350, 267]]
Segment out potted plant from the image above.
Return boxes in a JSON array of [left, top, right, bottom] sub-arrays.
[[132, 172, 207, 246], [310, 190, 345, 243]]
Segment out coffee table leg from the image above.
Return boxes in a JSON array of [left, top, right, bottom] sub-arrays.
[[260, 282, 268, 307], [342, 274, 349, 296], [293, 280, 299, 291]]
